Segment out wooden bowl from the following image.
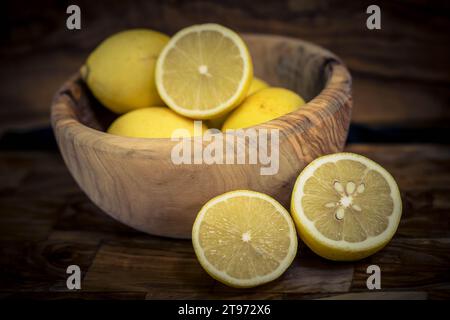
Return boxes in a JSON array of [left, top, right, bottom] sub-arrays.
[[51, 34, 352, 239]]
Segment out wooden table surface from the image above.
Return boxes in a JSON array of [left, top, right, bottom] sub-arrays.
[[0, 144, 449, 299], [1, 0, 449, 300]]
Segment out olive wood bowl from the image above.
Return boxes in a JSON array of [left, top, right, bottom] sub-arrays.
[[51, 34, 352, 239]]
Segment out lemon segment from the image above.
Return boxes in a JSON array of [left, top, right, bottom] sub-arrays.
[[291, 153, 402, 261], [222, 87, 305, 130], [107, 107, 207, 138], [192, 190, 298, 288], [82, 29, 169, 114], [156, 24, 253, 120]]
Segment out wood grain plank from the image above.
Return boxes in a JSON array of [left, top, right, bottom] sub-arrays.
[[1, 291, 146, 300], [83, 239, 353, 297], [319, 291, 428, 300], [0, 152, 78, 241], [0, 238, 98, 292], [1, 143, 449, 297], [82, 239, 216, 293], [351, 238, 450, 291], [144, 290, 284, 300], [52, 193, 142, 236]]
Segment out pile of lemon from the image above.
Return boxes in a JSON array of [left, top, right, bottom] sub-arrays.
[[82, 24, 304, 137], [82, 24, 402, 288]]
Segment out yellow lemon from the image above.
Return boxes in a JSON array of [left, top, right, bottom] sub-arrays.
[[207, 77, 269, 129], [82, 29, 170, 114], [222, 87, 305, 130], [156, 24, 253, 119], [291, 153, 402, 261], [192, 190, 298, 288], [107, 107, 207, 138], [247, 77, 269, 96]]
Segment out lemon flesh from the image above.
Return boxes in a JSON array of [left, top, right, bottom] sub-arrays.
[[291, 153, 402, 261], [82, 29, 169, 114], [192, 190, 298, 288], [107, 107, 207, 138], [222, 87, 305, 130], [156, 24, 253, 120]]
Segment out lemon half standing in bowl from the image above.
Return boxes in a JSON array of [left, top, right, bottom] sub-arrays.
[[156, 23, 253, 120], [82, 29, 170, 114], [192, 190, 298, 288], [291, 153, 402, 261]]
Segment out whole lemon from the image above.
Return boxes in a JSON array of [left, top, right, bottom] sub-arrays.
[[222, 87, 305, 130], [207, 77, 269, 129], [82, 29, 170, 114], [107, 107, 207, 138], [247, 77, 269, 96]]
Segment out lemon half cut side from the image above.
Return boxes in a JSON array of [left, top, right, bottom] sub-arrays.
[[291, 153, 402, 261], [156, 24, 253, 120], [192, 190, 298, 288]]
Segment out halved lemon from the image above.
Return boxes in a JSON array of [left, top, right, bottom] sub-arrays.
[[155, 24, 253, 119], [192, 190, 297, 288], [291, 153, 402, 261]]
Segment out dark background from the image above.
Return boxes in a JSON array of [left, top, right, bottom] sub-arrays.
[[1, 0, 450, 144], [0, 0, 449, 299]]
